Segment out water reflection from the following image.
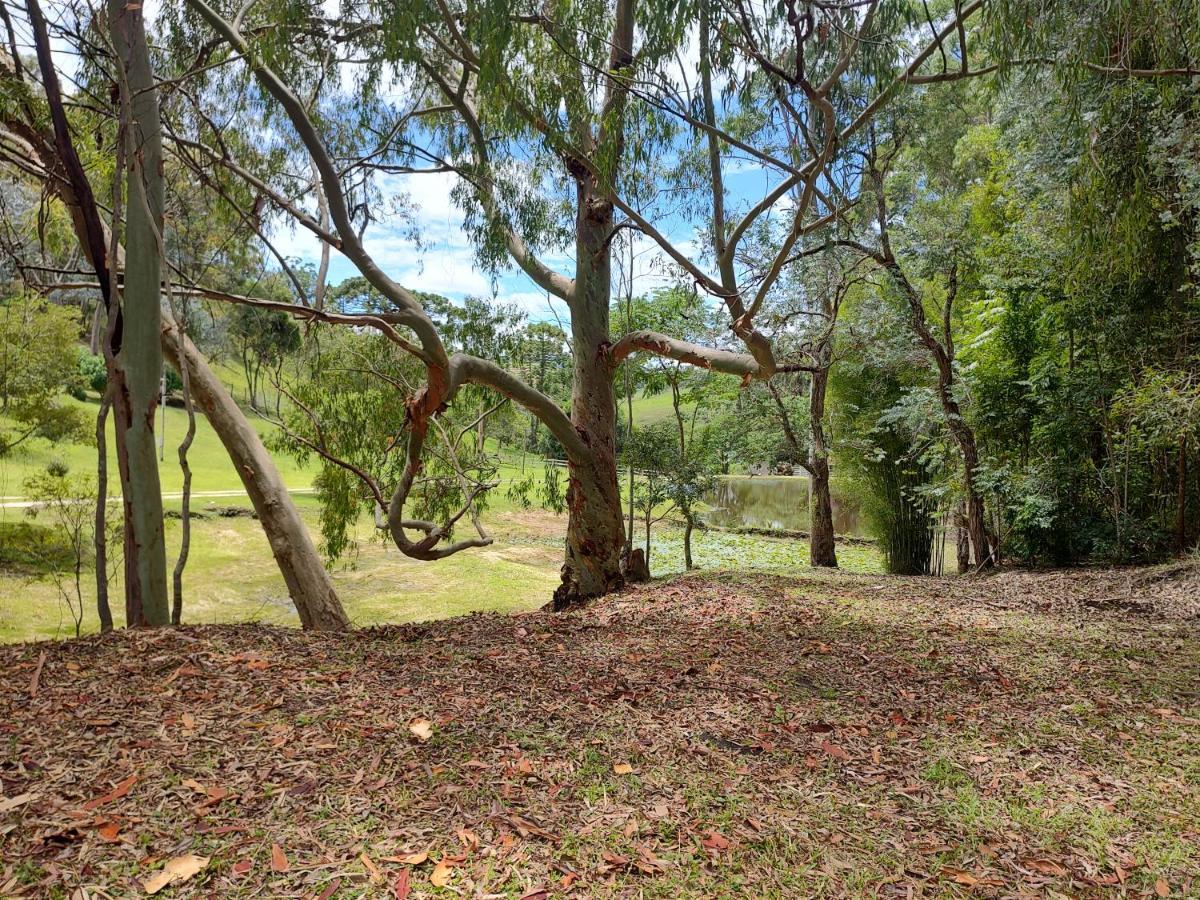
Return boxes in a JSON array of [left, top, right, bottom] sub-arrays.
[[701, 476, 864, 536]]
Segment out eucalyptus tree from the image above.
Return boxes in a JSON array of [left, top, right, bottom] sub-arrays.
[[0, 6, 350, 629], [169, 0, 989, 605], [21, 0, 170, 622], [108, 0, 171, 622]]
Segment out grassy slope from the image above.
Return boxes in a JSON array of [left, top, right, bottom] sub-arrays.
[[0, 394, 309, 498], [1, 568, 1195, 898]]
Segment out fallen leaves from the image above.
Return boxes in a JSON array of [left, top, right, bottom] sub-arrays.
[[1022, 858, 1068, 877], [408, 718, 434, 742], [82, 773, 137, 811], [429, 858, 454, 887], [384, 850, 428, 865], [141, 853, 208, 894], [819, 739, 850, 761], [359, 851, 383, 882], [0, 792, 36, 813], [28, 649, 46, 698], [2, 567, 1197, 899], [270, 842, 290, 873]]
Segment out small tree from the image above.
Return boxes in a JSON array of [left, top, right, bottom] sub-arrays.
[[623, 423, 714, 572], [23, 461, 118, 637], [0, 298, 90, 454], [228, 304, 301, 410]]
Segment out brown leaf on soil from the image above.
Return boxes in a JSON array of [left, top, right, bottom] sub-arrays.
[[820, 740, 850, 761], [941, 866, 978, 885], [1156, 878, 1170, 897], [408, 718, 434, 741], [83, 773, 137, 810], [701, 830, 731, 851], [141, 853, 208, 894], [0, 792, 36, 813], [429, 858, 453, 887], [384, 850, 428, 865], [360, 851, 383, 882], [1023, 858, 1067, 876], [28, 650, 46, 698], [270, 842, 289, 873]]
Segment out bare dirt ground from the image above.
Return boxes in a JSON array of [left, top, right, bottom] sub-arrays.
[[2, 564, 1197, 898]]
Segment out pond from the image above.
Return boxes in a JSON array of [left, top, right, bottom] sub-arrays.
[[701, 476, 865, 536]]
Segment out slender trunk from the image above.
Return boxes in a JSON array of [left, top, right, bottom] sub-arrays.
[[17, 5, 346, 630], [171, 310, 196, 626], [94, 389, 113, 633], [956, 430, 990, 569], [808, 368, 837, 567], [683, 515, 694, 570], [553, 182, 624, 610], [110, 0, 169, 625], [955, 500, 970, 574], [1178, 436, 1188, 554], [161, 314, 351, 630]]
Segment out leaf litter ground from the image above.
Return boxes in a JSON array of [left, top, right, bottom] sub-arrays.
[[2, 564, 1198, 898]]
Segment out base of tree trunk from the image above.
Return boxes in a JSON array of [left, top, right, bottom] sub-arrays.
[[623, 547, 651, 583]]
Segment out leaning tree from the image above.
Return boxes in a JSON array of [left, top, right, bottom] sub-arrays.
[[0, 1, 350, 629]]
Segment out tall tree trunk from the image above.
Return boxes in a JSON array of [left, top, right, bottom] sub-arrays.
[[554, 187, 625, 609], [808, 368, 838, 568], [94, 389, 113, 633], [161, 315, 351, 630], [13, 13, 347, 631], [953, 422, 990, 569], [110, 0, 169, 625]]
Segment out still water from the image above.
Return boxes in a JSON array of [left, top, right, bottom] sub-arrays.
[[701, 476, 864, 536]]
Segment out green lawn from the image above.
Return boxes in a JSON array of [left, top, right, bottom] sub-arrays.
[[627, 389, 694, 426], [1, 389, 879, 642], [0, 394, 309, 499]]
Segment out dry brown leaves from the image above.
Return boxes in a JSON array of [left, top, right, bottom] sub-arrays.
[[0, 566, 1196, 897]]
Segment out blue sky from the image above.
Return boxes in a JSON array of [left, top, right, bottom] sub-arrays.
[[269, 161, 789, 323]]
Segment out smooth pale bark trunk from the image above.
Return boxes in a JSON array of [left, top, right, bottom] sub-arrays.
[[12, 17, 347, 630], [808, 369, 837, 568], [110, 0, 169, 625], [553, 184, 625, 610], [161, 314, 351, 630]]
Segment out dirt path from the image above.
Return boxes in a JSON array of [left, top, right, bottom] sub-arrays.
[[1, 567, 1197, 897]]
